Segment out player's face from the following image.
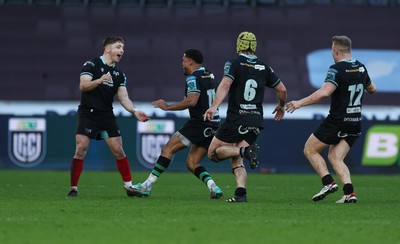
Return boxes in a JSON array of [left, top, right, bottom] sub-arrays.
[[109, 42, 124, 63], [182, 54, 192, 75]]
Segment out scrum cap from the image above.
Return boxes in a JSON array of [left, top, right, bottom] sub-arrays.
[[236, 31, 257, 53]]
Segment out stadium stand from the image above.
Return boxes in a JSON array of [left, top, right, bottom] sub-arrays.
[[0, 1, 399, 105]]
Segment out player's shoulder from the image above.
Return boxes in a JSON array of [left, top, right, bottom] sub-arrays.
[[112, 65, 125, 75], [329, 62, 341, 71], [194, 67, 213, 76], [353, 59, 365, 67], [226, 55, 241, 64], [82, 57, 99, 67]]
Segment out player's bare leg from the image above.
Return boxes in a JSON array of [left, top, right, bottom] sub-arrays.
[[208, 138, 248, 202], [328, 140, 357, 203], [304, 134, 338, 201]]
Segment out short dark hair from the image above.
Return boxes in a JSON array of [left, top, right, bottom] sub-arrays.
[[184, 49, 203, 64], [103, 36, 124, 47]]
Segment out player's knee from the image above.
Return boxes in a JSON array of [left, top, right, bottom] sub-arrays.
[[210, 148, 221, 162], [327, 154, 341, 165], [186, 161, 199, 173], [303, 146, 314, 159], [75, 146, 88, 159]]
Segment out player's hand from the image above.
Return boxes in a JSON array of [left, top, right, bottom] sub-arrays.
[[272, 105, 285, 121], [285, 101, 301, 113], [134, 111, 150, 122], [98, 72, 113, 85], [203, 106, 217, 121], [152, 99, 169, 111]]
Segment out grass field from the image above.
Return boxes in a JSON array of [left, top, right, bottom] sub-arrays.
[[0, 170, 399, 244]]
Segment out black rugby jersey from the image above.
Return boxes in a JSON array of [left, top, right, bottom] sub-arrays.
[[78, 56, 127, 112], [186, 67, 220, 127], [223, 54, 281, 128], [324, 59, 372, 123]]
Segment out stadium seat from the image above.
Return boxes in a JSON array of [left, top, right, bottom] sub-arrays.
[[368, 0, 389, 5], [142, 0, 172, 7], [335, 0, 365, 5], [283, 0, 308, 5], [201, 0, 225, 7], [64, 20, 90, 34], [116, 0, 144, 7], [34, 0, 61, 5], [226, 0, 253, 8], [312, 0, 331, 4], [36, 20, 63, 34], [256, 0, 278, 5], [89, 0, 114, 6], [2, 0, 31, 4], [59, 0, 86, 6], [172, 0, 199, 7]]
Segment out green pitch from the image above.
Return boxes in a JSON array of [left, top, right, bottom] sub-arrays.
[[0, 170, 399, 244]]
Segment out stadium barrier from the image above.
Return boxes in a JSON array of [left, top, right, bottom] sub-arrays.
[[1, 114, 399, 174]]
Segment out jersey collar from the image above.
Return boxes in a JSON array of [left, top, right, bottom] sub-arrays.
[[100, 56, 116, 67], [190, 66, 204, 75], [240, 53, 257, 59], [339, 58, 356, 63]]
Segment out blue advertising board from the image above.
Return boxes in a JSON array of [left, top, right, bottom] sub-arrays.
[[1, 115, 399, 174]]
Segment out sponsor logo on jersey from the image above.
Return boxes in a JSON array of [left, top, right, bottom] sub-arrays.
[[346, 67, 365, 73], [362, 125, 400, 166], [137, 120, 175, 169], [254, 64, 265, 71], [102, 79, 114, 87], [346, 107, 361, 114], [8, 118, 46, 168], [240, 104, 257, 110]]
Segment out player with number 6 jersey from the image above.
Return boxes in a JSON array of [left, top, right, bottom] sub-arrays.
[[203, 31, 287, 202], [223, 52, 282, 128]]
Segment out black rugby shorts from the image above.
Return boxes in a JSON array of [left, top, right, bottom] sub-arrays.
[[76, 109, 120, 140], [215, 120, 260, 145], [178, 120, 218, 148], [313, 117, 360, 147]]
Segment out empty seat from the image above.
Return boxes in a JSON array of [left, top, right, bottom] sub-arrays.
[[172, 0, 198, 7], [312, 0, 332, 4], [368, 0, 389, 5], [283, 0, 308, 5], [201, 0, 224, 7], [60, 0, 86, 6], [336, 0, 365, 4], [226, 0, 253, 8], [256, 0, 278, 5]]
